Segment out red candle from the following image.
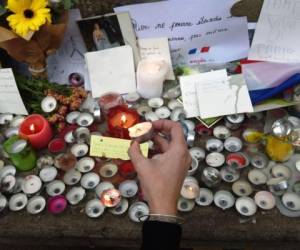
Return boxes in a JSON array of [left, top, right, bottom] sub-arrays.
[[107, 105, 140, 139], [19, 114, 53, 149]]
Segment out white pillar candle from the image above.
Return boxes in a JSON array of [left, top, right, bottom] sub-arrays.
[[137, 59, 169, 99]]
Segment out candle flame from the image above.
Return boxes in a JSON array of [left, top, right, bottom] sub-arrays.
[[121, 114, 127, 125], [188, 186, 193, 191], [29, 124, 36, 133]]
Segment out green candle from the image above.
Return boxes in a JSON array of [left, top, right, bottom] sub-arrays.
[[3, 135, 37, 171]]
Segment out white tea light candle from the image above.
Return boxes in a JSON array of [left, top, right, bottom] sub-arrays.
[[137, 59, 169, 99]]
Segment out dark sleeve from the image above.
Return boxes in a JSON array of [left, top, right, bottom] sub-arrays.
[[141, 221, 182, 250]]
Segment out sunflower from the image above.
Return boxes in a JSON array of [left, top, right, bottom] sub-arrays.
[[6, 0, 51, 37]]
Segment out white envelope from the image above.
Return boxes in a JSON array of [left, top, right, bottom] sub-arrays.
[[85, 45, 136, 98]]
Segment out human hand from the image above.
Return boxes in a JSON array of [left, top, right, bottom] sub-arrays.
[[128, 120, 191, 216]]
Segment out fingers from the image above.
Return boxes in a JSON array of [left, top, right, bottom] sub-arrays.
[[153, 134, 169, 153], [152, 120, 186, 147], [128, 141, 148, 172]]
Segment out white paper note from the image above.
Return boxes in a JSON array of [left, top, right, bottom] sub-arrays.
[[249, 0, 300, 63], [114, 0, 249, 66], [85, 45, 136, 98], [138, 37, 175, 80], [195, 70, 253, 118], [0, 68, 28, 115]]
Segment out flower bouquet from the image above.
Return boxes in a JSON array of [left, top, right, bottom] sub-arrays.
[[0, 0, 78, 78]]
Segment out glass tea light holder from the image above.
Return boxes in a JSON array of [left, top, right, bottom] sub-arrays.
[[3, 135, 37, 171], [98, 92, 124, 115], [19, 114, 53, 149], [107, 105, 140, 139]]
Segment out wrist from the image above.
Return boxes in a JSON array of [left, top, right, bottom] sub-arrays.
[[149, 202, 178, 216]]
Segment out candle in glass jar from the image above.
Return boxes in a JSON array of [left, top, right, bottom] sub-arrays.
[[180, 176, 200, 200], [107, 105, 139, 139], [19, 114, 53, 149], [137, 59, 169, 99]]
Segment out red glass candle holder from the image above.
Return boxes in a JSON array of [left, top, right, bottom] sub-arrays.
[[19, 114, 53, 149], [98, 92, 124, 115], [119, 161, 136, 179], [107, 105, 140, 139]]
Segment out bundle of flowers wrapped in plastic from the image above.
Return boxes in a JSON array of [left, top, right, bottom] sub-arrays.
[[0, 0, 78, 78]]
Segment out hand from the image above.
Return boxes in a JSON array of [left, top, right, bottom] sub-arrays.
[[128, 120, 191, 216]]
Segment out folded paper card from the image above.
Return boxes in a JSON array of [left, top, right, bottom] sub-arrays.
[[90, 135, 148, 160], [115, 0, 249, 66], [0, 68, 28, 115], [196, 70, 253, 118], [138, 37, 175, 80], [85, 45, 136, 98], [249, 0, 300, 63]]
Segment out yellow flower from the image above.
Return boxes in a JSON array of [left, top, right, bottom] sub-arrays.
[[6, 0, 51, 37]]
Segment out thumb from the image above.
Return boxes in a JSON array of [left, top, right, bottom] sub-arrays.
[[128, 141, 147, 171]]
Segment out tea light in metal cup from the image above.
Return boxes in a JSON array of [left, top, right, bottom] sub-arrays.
[[70, 143, 89, 158], [201, 167, 221, 188], [195, 124, 213, 137], [170, 107, 186, 121], [226, 152, 249, 170], [41, 96, 57, 113], [271, 118, 293, 138], [271, 164, 291, 179], [224, 137, 243, 152], [76, 112, 94, 127], [213, 126, 231, 140], [22, 175, 42, 195], [155, 106, 171, 119], [37, 155, 54, 169], [66, 186, 86, 205], [220, 167, 240, 183], [163, 85, 181, 99], [9, 193, 28, 211], [195, 188, 214, 206], [64, 130, 76, 144], [145, 111, 159, 122], [26, 196, 46, 215], [0, 165, 16, 179], [66, 111, 81, 125], [74, 127, 90, 144], [1, 174, 16, 192], [109, 197, 129, 215], [225, 114, 245, 130], [181, 120, 195, 132], [63, 169, 82, 186], [85, 199, 105, 218], [148, 97, 164, 109], [101, 188, 122, 208], [206, 152, 225, 168], [250, 153, 269, 169], [46, 180, 66, 197], [128, 201, 149, 222], [68, 72, 84, 87], [76, 157, 95, 173], [213, 190, 235, 210], [10, 115, 25, 128], [81, 172, 100, 190], [136, 105, 152, 117], [188, 156, 199, 176], [206, 138, 224, 153], [189, 147, 205, 162], [39, 167, 57, 183], [177, 197, 195, 212], [180, 176, 200, 199], [167, 99, 183, 110], [124, 92, 140, 104], [267, 177, 289, 194], [95, 181, 114, 198], [248, 169, 267, 185], [0, 195, 7, 212], [235, 197, 257, 216], [232, 180, 253, 197], [254, 191, 275, 210], [99, 162, 118, 179], [48, 138, 66, 154], [54, 153, 77, 171], [119, 180, 139, 198], [128, 122, 154, 143], [0, 113, 13, 125], [281, 192, 300, 211], [47, 195, 67, 214]]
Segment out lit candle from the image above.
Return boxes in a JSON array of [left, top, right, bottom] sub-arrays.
[[180, 176, 200, 200], [128, 122, 153, 143], [19, 114, 53, 149], [107, 105, 140, 139], [100, 188, 121, 207], [137, 59, 169, 99]]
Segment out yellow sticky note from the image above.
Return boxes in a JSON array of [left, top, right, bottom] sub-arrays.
[[90, 135, 149, 160]]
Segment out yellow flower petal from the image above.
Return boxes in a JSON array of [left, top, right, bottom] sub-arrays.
[[31, 0, 48, 11], [7, 0, 31, 13]]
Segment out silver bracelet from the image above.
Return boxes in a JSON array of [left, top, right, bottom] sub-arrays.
[[139, 213, 185, 225]]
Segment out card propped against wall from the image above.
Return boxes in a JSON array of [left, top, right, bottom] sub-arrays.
[[196, 70, 253, 118], [0, 68, 28, 115], [85, 45, 136, 98], [138, 37, 175, 80]]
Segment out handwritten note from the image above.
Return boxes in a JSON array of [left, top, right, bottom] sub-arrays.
[[138, 37, 175, 80], [249, 0, 300, 63], [90, 135, 149, 160], [114, 0, 249, 66], [0, 68, 28, 115], [196, 70, 253, 119]]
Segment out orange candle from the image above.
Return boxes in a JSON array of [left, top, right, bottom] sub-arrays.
[[107, 105, 139, 139]]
